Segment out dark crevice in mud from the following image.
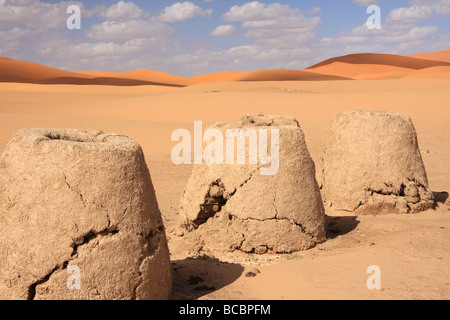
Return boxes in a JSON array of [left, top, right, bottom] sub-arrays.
[[194, 180, 228, 227], [187, 167, 318, 254], [27, 266, 59, 300], [27, 227, 119, 300], [193, 168, 260, 228]]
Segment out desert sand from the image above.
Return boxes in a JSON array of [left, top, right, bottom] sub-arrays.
[[408, 50, 450, 63], [0, 51, 449, 299]]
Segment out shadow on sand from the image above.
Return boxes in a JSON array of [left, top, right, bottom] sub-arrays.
[[432, 191, 449, 207], [170, 257, 244, 300], [170, 214, 363, 299], [325, 215, 360, 239]]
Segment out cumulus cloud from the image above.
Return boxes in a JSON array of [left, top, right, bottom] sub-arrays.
[[100, 1, 144, 21], [352, 0, 379, 6], [386, 5, 434, 25], [409, 0, 450, 17], [157, 1, 212, 23], [0, 0, 84, 29], [1, 0, 448, 76], [306, 7, 322, 16], [86, 20, 174, 42], [211, 25, 237, 37], [314, 2, 447, 59], [221, 1, 321, 48]]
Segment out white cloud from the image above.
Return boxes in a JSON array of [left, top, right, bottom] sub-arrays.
[[409, 0, 450, 17], [314, 2, 446, 60], [86, 19, 174, 42], [157, 1, 212, 23], [101, 1, 144, 21], [0, 0, 84, 29], [211, 25, 237, 37], [223, 1, 296, 21], [221, 1, 321, 48], [306, 7, 322, 16], [352, 0, 379, 6], [386, 5, 434, 25], [0, 0, 86, 59]]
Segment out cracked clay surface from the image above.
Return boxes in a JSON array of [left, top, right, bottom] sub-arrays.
[[318, 111, 434, 214], [0, 129, 172, 300], [176, 115, 326, 257]]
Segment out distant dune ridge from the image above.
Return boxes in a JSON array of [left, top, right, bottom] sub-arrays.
[[408, 50, 450, 63], [0, 50, 449, 86]]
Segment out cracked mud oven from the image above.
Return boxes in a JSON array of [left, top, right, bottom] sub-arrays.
[[175, 114, 326, 258], [0, 129, 172, 300], [318, 110, 434, 215]]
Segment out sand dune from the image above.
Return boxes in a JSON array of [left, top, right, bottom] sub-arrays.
[[190, 71, 249, 83], [190, 69, 351, 82], [309, 62, 413, 80], [408, 50, 450, 63], [78, 70, 195, 86], [231, 69, 351, 81], [0, 58, 352, 87], [0, 58, 92, 81], [2, 52, 450, 86], [0, 58, 184, 87], [307, 53, 450, 70]]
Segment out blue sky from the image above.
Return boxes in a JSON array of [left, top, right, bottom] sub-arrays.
[[0, 0, 449, 76]]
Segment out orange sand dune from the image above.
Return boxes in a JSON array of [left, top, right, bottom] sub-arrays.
[[76, 71, 118, 78], [190, 71, 248, 83], [231, 69, 351, 81], [0, 57, 93, 82], [353, 66, 450, 80], [38, 77, 185, 87], [402, 66, 450, 79], [2, 51, 450, 87], [408, 50, 450, 64], [78, 70, 194, 86], [309, 62, 413, 80], [120, 70, 194, 86], [307, 53, 450, 70], [0, 58, 184, 87]]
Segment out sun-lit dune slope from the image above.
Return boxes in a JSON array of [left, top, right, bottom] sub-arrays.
[[37, 77, 184, 87], [401, 66, 450, 79], [408, 50, 450, 64], [190, 71, 249, 83], [231, 69, 351, 81], [2, 51, 450, 86], [307, 62, 413, 80], [307, 53, 450, 70], [78, 70, 194, 86], [0, 57, 93, 82], [0, 58, 184, 87]]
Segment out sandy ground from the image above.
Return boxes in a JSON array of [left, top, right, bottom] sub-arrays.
[[0, 77, 449, 300]]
